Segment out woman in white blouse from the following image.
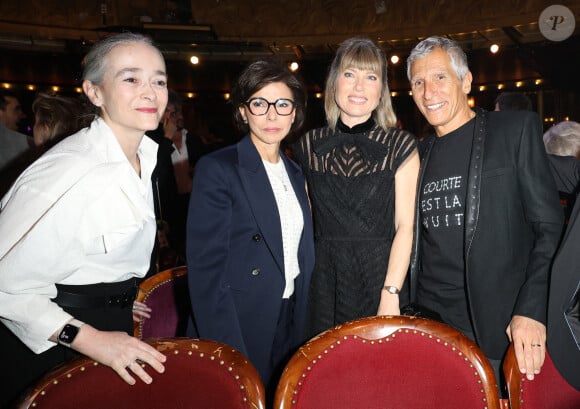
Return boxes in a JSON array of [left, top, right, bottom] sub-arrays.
[[0, 33, 168, 406]]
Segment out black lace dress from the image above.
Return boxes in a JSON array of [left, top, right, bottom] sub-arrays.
[[293, 118, 417, 337]]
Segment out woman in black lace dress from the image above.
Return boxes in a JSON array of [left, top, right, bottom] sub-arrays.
[[293, 37, 419, 338]]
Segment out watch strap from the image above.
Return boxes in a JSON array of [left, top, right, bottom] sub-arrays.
[[383, 285, 400, 294]]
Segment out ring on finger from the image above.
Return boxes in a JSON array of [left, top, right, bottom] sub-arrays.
[[531, 343, 542, 347], [126, 360, 139, 369]]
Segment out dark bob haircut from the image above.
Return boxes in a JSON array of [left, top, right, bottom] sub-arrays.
[[231, 58, 307, 135]]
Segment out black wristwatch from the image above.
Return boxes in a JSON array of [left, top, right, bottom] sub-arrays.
[[57, 322, 81, 347]]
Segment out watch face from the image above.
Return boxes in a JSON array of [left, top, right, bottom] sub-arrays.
[[59, 324, 79, 345], [385, 286, 400, 294]]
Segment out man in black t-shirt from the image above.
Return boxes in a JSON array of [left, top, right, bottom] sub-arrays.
[[406, 36, 563, 390]]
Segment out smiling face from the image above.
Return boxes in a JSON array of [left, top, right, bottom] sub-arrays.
[[335, 66, 382, 128], [410, 47, 473, 136], [83, 41, 168, 143], [239, 81, 295, 158]]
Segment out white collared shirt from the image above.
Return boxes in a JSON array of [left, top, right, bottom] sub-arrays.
[[0, 118, 158, 353], [262, 158, 304, 298]]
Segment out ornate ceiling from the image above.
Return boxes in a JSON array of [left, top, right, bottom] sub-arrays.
[[0, 0, 579, 92]]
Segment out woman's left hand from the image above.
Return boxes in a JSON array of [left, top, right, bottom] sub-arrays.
[[377, 292, 400, 316], [132, 301, 152, 322]]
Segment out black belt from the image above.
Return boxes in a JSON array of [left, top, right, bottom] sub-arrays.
[[53, 281, 138, 309]]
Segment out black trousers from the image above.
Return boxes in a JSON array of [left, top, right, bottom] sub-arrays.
[[0, 278, 136, 409], [266, 294, 297, 405]]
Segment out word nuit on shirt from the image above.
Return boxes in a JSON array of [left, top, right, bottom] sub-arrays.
[[422, 212, 464, 228]]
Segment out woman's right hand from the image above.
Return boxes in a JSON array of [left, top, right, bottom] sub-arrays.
[[132, 300, 152, 322], [71, 324, 166, 385]]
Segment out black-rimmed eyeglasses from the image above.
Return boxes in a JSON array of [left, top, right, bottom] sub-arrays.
[[243, 97, 296, 116]]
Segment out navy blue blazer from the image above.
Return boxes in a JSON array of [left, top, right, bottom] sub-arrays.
[[186, 135, 315, 383]]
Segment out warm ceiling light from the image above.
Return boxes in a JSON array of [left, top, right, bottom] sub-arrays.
[[490, 43, 499, 54], [190, 55, 200, 65], [289, 62, 299, 72], [187, 92, 196, 98], [497, 84, 504, 90], [468, 96, 475, 107], [223, 92, 230, 100], [535, 79, 543, 85], [27, 84, 36, 91], [2, 83, 11, 89], [75, 87, 83, 93], [390, 91, 398, 97], [479, 85, 486, 91], [52, 86, 60, 92], [315, 92, 323, 99], [390, 54, 400, 64], [515, 81, 523, 88], [408, 91, 413, 96]]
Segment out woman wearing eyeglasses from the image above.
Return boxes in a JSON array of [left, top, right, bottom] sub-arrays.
[[185, 58, 314, 400]]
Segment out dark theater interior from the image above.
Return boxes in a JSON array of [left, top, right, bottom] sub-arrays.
[[1, 3, 580, 408], [1, 0, 579, 138]]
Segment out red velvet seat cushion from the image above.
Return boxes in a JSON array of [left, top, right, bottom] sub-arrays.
[[293, 330, 492, 409], [517, 352, 580, 409], [26, 345, 254, 409], [140, 275, 190, 339]]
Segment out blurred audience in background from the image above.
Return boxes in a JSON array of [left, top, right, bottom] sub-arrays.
[[544, 120, 580, 159], [0, 89, 30, 173], [32, 92, 93, 151], [494, 91, 533, 112], [163, 90, 194, 250], [1, 92, 90, 197], [544, 120, 580, 224]]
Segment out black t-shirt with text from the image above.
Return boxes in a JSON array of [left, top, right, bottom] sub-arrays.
[[417, 118, 475, 334]]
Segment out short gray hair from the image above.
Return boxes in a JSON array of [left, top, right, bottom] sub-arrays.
[[82, 32, 159, 85], [544, 121, 580, 158], [407, 36, 469, 81]]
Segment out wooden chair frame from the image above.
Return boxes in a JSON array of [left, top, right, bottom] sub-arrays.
[[504, 343, 524, 409], [503, 343, 580, 409], [133, 265, 188, 339], [17, 337, 266, 409], [274, 315, 501, 409]]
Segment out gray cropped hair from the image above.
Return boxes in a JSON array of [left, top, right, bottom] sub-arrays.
[[543, 121, 580, 158], [407, 36, 469, 81], [82, 32, 160, 86]]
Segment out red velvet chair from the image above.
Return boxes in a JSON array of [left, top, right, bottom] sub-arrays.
[[17, 338, 266, 409], [134, 265, 191, 339], [503, 343, 580, 409], [274, 315, 501, 409]]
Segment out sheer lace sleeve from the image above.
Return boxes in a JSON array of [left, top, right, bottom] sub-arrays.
[[388, 128, 417, 172]]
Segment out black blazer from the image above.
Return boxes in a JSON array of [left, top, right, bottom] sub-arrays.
[[410, 109, 563, 359], [546, 154, 580, 390]]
